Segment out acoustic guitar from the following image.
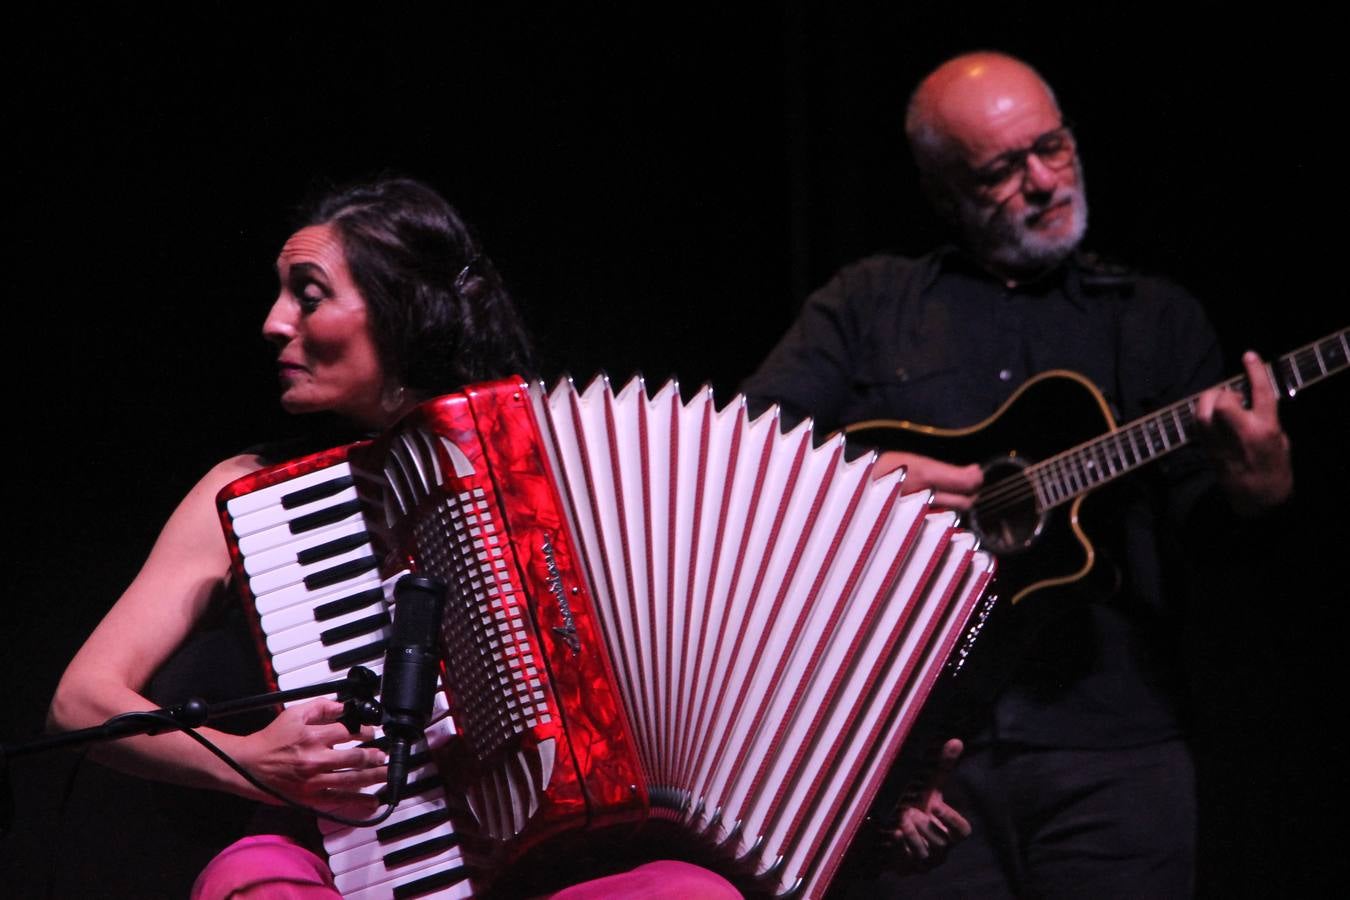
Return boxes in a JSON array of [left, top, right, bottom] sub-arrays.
[[844, 327, 1347, 606]]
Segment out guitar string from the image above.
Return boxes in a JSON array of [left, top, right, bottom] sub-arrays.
[[966, 399, 1202, 516], [872, 331, 1345, 524], [963, 334, 1344, 518], [959, 386, 1219, 517]]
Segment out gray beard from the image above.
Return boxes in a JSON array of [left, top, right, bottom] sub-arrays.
[[959, 163, 1089, 277]]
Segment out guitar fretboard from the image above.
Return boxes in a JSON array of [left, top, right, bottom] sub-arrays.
[[1028, 327, 1348, 510]]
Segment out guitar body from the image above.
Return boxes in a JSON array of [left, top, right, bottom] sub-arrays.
[[845, 370, 1122, 606]]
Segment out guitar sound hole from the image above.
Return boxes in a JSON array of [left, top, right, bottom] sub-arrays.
[[969, 457, 1045, 556]]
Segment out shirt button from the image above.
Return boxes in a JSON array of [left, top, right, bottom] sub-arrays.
[[998, 369, 1013, 382]]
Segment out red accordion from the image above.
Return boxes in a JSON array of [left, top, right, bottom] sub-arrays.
[[218, 377, 996, 899]]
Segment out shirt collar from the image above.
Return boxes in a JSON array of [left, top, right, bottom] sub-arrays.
[[928, 244, 1092, 311]]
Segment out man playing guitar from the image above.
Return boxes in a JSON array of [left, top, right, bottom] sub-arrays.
[[744, 52, 1294, 897]]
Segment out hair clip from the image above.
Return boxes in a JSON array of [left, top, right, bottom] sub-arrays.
[[454, 255, 482, 293]]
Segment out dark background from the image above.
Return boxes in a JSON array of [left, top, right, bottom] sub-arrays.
[[4, 4, 1345, 896]]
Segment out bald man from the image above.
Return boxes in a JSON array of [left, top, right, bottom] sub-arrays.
[[744, 53, 1291, 896]]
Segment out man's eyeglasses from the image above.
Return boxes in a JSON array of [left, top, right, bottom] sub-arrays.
[[969, 127, 1076, 197]]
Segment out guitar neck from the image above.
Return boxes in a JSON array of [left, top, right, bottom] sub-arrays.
[[1028, 327, 1349, 510]]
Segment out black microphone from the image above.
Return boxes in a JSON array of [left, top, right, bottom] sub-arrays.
[[380, 574, 446, 806]]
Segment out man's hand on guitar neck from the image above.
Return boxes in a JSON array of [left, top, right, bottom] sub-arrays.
[[875, 452, 984, 511], [1196, 351, 1295, 517]]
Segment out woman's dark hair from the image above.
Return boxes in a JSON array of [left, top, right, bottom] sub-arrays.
[[301, 177, 534, 396]]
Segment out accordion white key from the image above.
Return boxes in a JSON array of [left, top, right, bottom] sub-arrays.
[[218, 375, 996, 899]]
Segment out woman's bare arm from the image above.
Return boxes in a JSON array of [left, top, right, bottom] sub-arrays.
[[48, 455, 385, 806]]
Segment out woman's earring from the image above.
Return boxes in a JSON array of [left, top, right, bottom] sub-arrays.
[[381, 383, 407, 414]]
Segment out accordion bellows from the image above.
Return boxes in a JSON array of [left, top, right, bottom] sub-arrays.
[[218, 376, 995, 899]]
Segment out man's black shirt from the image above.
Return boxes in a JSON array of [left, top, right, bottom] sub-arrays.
[[743, 247, 1226, 747]]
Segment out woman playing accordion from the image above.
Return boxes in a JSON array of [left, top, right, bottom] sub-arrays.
[[48, 177, 740, 899]]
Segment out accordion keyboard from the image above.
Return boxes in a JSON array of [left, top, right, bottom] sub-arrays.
[[223, 460, 473, 900]]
